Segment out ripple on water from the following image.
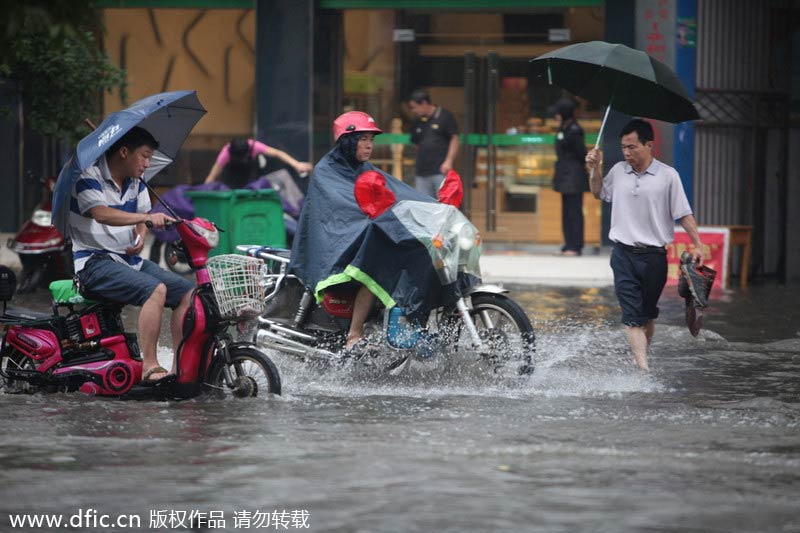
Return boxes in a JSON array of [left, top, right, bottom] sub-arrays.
[[2, 286, 800, 532]]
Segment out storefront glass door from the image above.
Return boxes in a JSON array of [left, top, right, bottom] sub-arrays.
[[337, 6, 605, 245]]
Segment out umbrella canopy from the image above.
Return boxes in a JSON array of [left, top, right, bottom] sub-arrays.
[[52, 90, 206, 234], [530, 41, 699, 124]]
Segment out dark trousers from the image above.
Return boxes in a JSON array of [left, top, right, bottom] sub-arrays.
[[610, 244, 668, 326], [560, 193, 584, 253]]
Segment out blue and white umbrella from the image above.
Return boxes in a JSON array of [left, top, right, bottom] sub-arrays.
[[52, 90, 206, 234]]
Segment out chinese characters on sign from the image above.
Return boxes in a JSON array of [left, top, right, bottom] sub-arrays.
[[643, 0, 670, 61], [642, 0, 672, 159], [666, 227, 729, 289]]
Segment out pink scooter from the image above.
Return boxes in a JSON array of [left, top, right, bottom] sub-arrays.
[[0, 182, 281, 400]]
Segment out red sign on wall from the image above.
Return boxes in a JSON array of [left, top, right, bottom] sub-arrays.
[[665, 227, 729, 289]]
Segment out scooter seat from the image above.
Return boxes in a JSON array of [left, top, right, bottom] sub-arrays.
[[48, 280, 97, 306]]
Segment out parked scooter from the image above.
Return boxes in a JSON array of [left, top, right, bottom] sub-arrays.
[[7, 174, 73, 293], [239, 239, 535, 376], [0, 184, 281, 400]]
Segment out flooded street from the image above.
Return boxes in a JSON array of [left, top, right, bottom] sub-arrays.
[[2, 284, 799, 532]]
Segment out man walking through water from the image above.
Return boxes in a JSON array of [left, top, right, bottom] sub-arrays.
[[586, 118, 703, 371]]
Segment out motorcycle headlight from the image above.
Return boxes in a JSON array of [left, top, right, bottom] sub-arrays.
[[452, 222, 478, 251], [31, 209, 52, 227], [190, 221, 220, 248]]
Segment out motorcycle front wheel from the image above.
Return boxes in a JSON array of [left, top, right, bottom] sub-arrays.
[[205, 346, 282, 398], [439, 293, 535, 374]]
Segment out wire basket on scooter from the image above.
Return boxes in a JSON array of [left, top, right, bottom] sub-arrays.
[[206, 254, 266, 320]]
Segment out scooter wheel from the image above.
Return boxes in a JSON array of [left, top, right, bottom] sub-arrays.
[[205, 346, 281, 398], [0, 347, 36, 393], [229, 375, 257, 398]]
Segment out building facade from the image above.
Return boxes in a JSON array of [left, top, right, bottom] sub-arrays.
[[1, 0, 797, 283]]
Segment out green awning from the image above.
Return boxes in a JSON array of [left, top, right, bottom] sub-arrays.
[[374, 132, 599, 146], [320, 0, 602, 8], [96, 0, 253, 7], [97, 0, 602, 7]]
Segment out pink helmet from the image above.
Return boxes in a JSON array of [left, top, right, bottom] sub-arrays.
[[332, 111, 383, 142]]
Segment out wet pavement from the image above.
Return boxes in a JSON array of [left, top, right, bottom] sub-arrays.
[[1, 284, 799, 532]]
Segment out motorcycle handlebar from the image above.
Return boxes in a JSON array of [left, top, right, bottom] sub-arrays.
[[144, 219, 175, 229], [235, 244, 291, 264]]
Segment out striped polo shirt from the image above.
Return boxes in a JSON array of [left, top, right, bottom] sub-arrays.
[[70, 155, 151, 272]]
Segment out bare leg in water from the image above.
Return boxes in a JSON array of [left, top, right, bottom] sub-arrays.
[[625, 320, 654, 372], [139, 284, 167, 380], [345, 285, 375, 350], [168, 290, 193, 373]]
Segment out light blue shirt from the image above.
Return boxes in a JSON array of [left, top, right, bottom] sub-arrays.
[[600, 158, 693, 247]]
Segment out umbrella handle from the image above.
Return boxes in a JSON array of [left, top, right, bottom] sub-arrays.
[[589, 105, 613, 180], [595, 105, 611, 151], [138, 176, 182, 221]]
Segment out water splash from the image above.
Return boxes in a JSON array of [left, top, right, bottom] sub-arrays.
[[248, 320, 675, 399]]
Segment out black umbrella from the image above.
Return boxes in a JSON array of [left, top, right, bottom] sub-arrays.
[[530, 40, 699, 159]]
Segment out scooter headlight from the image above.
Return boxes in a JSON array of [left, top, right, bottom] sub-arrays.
[[189, 220, 220, 248], [31, 209, 52, 227]]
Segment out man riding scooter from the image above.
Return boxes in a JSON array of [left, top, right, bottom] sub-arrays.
[[70, 126, 193, 384]]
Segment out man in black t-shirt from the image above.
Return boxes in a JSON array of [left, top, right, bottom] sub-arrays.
[[407, 90, 460, 198]]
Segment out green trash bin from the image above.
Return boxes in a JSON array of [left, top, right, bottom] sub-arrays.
[[185, 189, 286, 256]]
